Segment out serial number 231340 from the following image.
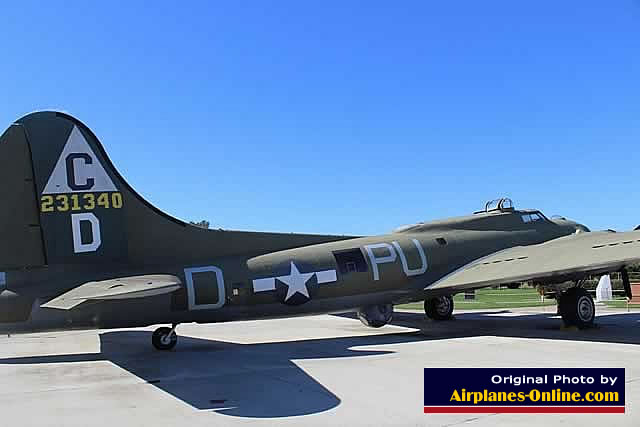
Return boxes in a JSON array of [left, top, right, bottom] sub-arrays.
[[40, 192, 124, 213]]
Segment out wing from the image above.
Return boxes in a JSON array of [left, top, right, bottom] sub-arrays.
[[429, 231, 640, 292], [41, 274, 181, 310]]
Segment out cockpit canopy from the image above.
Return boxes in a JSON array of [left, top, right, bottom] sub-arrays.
[[476, 198, 548, 223]]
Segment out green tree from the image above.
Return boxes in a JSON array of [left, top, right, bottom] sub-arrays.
[[189, 220, 210, 229], [628, 263, 640, 272]]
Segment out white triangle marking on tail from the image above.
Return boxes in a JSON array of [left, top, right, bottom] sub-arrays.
[[43, 126, 117, 194]]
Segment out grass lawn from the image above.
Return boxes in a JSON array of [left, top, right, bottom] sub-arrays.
[[397, 287, 640, 311], [603, 300, 640, 309]]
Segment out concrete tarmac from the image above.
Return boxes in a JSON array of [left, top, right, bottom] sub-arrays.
[[0, 306, 638, 426]]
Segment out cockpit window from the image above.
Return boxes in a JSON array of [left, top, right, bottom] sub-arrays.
[[522, 213, 543, 223]]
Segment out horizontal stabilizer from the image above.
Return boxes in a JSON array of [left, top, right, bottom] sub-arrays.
[[41, 275, 181, 310]]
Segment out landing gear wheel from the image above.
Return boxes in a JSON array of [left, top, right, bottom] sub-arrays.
[[424, 295, 454, 320], [152, 326, 178, 350], [357, 304, 394, 328], [558, 287, 595, 329]]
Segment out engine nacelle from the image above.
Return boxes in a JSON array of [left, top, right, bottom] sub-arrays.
[[357, 303, 393, 328]]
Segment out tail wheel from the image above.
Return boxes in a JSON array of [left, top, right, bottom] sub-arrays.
[[152, 326, 178, 350], [424, 295, 454, 320], [559, 287, 595, 329]]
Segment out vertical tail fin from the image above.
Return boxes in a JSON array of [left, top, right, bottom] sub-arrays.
[[2, 111, 191, 268], [1, 111, 354, 271], [3, 112, 141, 267]]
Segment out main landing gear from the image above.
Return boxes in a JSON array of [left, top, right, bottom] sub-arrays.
[[424, 295, 454, 320], [152, 324, 178, 350], [558, 287, 595, 329]]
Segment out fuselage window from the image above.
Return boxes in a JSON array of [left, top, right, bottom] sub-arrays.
[[436, 238, 447, 245], [333, 249, 368, 275]]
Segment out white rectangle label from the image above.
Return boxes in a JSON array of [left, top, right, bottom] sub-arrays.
[[316, 269, 337, 284], [253, 277, 276, 292]]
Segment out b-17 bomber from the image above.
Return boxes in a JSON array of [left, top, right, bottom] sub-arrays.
[[1, 112, 639, 350]]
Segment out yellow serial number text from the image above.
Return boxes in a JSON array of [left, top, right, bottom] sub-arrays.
[[41, 192, 124, 213]]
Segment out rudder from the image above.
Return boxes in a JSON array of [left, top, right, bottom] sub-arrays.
[[0, 123, 46, 269]]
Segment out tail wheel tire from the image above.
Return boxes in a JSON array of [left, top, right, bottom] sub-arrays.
[[152, 327, 178, 350], [559, 287, 595, 329], [424, 295, 454, 320]]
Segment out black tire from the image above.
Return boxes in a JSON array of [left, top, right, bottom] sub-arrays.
[[424, 295, 454, 320], [152, 327, 177, 351], [558, 287, 595, 329], [357, 304, 394, 328]]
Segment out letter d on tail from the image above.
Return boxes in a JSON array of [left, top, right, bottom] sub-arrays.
[[71, 213, 102, 253]]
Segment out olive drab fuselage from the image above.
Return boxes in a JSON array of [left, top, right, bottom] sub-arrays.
[[1, 207, 580, 333]]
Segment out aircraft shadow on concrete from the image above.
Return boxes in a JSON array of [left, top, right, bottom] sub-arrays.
[[0, 329, 423, 418], [0, 310, 638, 418]]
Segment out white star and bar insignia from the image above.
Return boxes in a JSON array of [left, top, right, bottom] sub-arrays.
[[252, 261, 337, 303]]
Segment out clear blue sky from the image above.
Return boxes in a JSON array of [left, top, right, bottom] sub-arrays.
[[2, 1, 639, 235]]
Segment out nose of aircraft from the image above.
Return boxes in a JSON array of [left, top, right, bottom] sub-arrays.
[[550, 216, 591, 234], [574, 222, 591, 233]]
